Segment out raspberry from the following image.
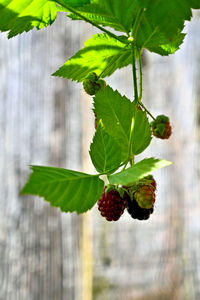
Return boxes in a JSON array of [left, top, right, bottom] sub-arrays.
[[134, 185, 155, 209], [83, 72, 106, 96], [150, 115, 172, 139], [143, 175, 157, 190], [97, 187, 128, 221], [127, 196, 154, 220]]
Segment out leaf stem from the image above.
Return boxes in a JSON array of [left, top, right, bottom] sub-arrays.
[[132, 8, 145, 39], [138, 51, 143, 100], [139, 102, 156, 120], [122, 162, 128, 171], [55, 0, 128, 44]]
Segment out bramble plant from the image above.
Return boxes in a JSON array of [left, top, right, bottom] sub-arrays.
[[1, 0, 199, 221]]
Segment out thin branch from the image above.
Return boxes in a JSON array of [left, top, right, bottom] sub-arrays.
[[131, 43, 138, 102], [138, 51, 143, 100], [139, 102, 156, 120]]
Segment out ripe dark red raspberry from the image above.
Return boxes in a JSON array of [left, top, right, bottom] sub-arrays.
[[134, 185, 155, 209], [127, 196, 154, 220], [97, 187, 128, 221], [150, 115, 172, 139]]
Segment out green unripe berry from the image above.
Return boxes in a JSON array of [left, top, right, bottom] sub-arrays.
[[83, 73, 106, 96], [150, 114, 172, 139]]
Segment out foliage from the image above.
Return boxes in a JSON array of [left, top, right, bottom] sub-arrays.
[[0, 0, 199, 214], [21, 166, 104, 213]]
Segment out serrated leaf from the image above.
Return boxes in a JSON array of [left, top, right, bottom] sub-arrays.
[[53, 33, 131, 82], [66, 0, 200, 56], [145, 32, 185, 56], [135, 0, 199, 54], [139, 0, 199, 40], [67, 0, 139, 34], [21, 165, 104, 213], [0, 0, 88, 37], [93, 86, 134, 161], [90, 123, 121, 174], [108, 158, 172, 185], [131, 107, 152, 155]]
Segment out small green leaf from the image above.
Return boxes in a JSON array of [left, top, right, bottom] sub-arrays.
[[93, 86, 134, 161], [108, 158, 172, 185], [52, 33, 131, 82], [90, 123, 121, 174], [21, 166, 104, 213], [131, 108, 152, 155]]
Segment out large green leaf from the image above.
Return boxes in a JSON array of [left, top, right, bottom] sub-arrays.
[[67, 0, 200, 56], [108, 158, 172, 185], [52, 33, 131, 82], [131, 107, 152, 155], [144, 31, 185, 56], [93, 86, 134, 161], [139, 0, 199, 40], [90, 123, 122, 174], [21, 165, 104, 213], [0, 0, 89, 37], [67, 0, 139, 34]]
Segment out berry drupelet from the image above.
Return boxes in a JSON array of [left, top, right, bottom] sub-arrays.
[[97, 187, 128, 221]]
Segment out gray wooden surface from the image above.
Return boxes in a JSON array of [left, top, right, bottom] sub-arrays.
[[0, 11, 200, 300]]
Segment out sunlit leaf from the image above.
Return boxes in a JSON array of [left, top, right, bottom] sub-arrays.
[[21, 165, 104, 213]]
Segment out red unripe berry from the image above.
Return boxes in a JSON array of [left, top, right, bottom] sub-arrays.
[[134, 185, 155, 209], [151, 115, 172, 139]]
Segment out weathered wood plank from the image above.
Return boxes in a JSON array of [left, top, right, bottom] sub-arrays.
[[0, 14, 83, 300]]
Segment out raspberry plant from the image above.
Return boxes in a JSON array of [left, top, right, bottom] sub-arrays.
[[1, 0, 199, 219]]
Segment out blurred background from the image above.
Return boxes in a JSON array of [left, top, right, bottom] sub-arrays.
[[0, 10, 200, 300]]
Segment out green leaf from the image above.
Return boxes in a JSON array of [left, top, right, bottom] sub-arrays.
[[131, 107, 152, 155], [21, 165, 104, 213], [0, 0, 88, 37], [67, 0, 200, 56], [108, 157, 172, 185], [144, 31, 185, 56], [93, 86, 134, 161], [90, 123, 121, 174], [67, 0, 139, 34], [139, 0, 199, 40], [53, 33, 131, 82], [135, 0, 199, 54]]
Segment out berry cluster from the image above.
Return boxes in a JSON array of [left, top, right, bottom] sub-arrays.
[[97, 176, 156, 222]]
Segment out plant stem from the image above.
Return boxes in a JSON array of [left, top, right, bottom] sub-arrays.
[[132, 8, 145, 39], [55, 0, 128, 44], [139, 102, 156, 120], [131, 43, 138, 102], [138, 51, 143, 100], [122, 162, 128, 171]]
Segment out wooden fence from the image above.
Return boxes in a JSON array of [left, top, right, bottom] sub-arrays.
[[0, 11, 200, 300]]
